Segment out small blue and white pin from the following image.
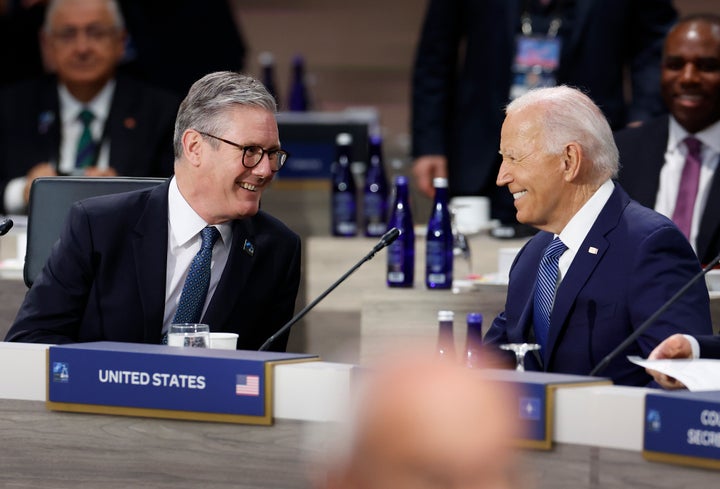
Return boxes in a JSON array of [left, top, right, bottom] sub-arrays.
[[243, 239, 255, 256]]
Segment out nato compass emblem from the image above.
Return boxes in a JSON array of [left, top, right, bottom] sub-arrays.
[[52, 362, 70, 383], [646, 409, 662, 432]]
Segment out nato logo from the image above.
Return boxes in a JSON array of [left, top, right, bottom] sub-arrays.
[[519, 397, 542, 421], [646, 409, 662, 432], [52, 362, 70, 383]]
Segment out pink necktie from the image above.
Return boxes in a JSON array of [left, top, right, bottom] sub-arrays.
[[672, 136, 702, 239]]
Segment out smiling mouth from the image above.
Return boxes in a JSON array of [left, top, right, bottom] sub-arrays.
[[238, 182, 257, 192], [512, 190, 527, 200]]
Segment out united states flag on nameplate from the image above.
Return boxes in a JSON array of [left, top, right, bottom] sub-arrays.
[[235, 374, 260, 396]]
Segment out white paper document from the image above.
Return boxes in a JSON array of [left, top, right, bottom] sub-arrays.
[[628, 356, 720, 391]]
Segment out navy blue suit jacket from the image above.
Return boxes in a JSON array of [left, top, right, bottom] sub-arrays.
[[412, 0, 675, 211], [5, 181, 301, 352], [697, 335, 720, 359], [0, 74, 180, 214], [484, 184, 713, 386], [615, 115, 720, 266]]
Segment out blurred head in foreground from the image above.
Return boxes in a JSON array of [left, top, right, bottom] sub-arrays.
[[314, 350, 521, 489]]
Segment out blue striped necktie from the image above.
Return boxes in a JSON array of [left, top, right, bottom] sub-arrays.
[[75, 109, 96, 169], [173, 226, 221, 324], [533, 237, 567, 353]]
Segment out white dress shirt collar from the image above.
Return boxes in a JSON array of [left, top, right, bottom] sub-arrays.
[[167, 176, 232, 247], [558, 179, 615, 254], [58, 79, 116, 129], [668, 116, 720, 155]]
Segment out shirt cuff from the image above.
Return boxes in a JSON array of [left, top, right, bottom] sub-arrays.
[[4, 176, 27, 214], [683, 334, 701, 359]]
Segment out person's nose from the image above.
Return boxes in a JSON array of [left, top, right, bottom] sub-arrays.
[[679, 62, 701, 85], [496, 160, 512, 187], [252, 154, 275, 180]]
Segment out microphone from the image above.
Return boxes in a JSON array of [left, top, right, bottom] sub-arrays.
[[589, 252, 720, 377], [0, 218, 13, 236], [259, 227, 400, 351]]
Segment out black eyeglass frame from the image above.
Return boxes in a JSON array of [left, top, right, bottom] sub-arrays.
[[197, 131, 289, 172]]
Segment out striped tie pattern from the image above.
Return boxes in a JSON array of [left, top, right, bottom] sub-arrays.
[[672, 136, 702, 239], [533, 237, 567, 353], [172, 226, 221, 325], [75, 109, 96, 169]]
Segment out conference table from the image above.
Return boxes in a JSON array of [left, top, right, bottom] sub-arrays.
[[2, 226, 720, 488]]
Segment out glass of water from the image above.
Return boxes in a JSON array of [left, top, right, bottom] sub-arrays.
[[167, 323, 210, 348]]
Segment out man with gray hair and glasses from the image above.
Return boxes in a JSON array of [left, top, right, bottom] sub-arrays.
[[484, 85, 712, 386], [6, 71, 300, 352], [0, 0, 179, 215]]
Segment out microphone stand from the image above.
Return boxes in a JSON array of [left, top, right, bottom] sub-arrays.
[[0, 218, 13, 236], [258, 228, 400, 351], [589, 253, 720, 377]]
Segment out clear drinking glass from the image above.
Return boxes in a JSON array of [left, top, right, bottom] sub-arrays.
[[167, 323, 210, 348], [499, 343, 541, 371]]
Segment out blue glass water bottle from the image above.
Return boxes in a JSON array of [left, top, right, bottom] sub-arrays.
[[465, 312, 483, 368], [363, 135, 389, 237], [437, 310, 456, 360], [258, 51, 279, 104], [288, 54, 309, 111], [386, 175, 415, 287], [331, 133, 357, 236], [425, 177, 453, 289]]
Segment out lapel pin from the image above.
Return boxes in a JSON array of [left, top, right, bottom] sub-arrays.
[[243, 239, 255, 257], [124, 117, 137, 129], [588, 246, 598, 255], [38, 110, 55, 134]]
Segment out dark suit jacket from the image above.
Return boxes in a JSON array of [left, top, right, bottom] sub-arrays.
[[484, 184, 713, 386], [0, 74, 180, 214], [697, 335, 720, 359], [5, 181, 301, 352], [412, 0, 675, 214], [615, 115, 720, 266]]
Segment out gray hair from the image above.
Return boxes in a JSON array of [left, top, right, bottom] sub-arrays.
[[173, 71, 277, 158], [43, 0, 126, 33], [506, 85, 620, 180]]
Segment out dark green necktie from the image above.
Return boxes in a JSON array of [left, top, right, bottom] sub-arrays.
[[75, 109, 96, 169]]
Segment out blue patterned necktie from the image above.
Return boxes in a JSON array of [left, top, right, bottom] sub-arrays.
[[75, 109, 96, 169], [533, 237, 567, 354], [172, 226, 221, 324]]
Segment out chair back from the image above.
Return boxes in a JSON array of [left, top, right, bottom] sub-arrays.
[[24, 176, 165, 287]]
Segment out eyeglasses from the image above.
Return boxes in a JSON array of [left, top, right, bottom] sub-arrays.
[[50, 24, 120, 45], [197, 131, 289, 172]]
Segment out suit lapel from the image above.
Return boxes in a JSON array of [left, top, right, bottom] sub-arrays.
[[544, 185, 627, 364], [202, 218, 257, 331], [105, 77, 137, 173], [132, 182, 170, 342]]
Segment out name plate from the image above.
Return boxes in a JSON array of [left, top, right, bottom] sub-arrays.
[[644, 390, 720, 469], [47, 342, 318, 425], [481, 370, 611, 450]]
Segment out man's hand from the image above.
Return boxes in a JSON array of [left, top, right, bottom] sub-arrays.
[[412, 155, 448, 198], [83, 166, 118, 177], [646, 334, 693, 389], [24, 162, 57, 204]]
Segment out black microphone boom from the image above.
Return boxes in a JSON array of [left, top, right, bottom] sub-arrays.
[[258, 227, 401, 351], [589, 252, 720, 377], [0, 218, 13, 236]]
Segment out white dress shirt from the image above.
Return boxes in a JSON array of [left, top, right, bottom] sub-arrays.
[[655, 117, 720, 253], [555, 179, 615, 283], [163, 177, 232, 334]]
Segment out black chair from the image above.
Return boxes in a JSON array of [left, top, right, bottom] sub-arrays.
[[24, 176, 165, 288]]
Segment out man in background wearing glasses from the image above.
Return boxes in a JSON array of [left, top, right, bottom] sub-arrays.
[[0, 0, 179, 215], [6, 71, 301, 352]]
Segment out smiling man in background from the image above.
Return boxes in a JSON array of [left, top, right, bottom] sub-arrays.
[[0, 0, 179, 214], [616, 14, 720, 266]]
